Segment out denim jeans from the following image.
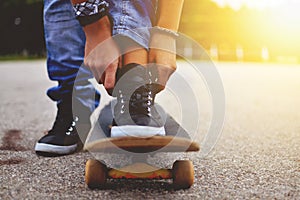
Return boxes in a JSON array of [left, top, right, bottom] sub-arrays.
[[108, 0, 156, 49], [44, 0, 98, 112], [44, 0, 155, 111]]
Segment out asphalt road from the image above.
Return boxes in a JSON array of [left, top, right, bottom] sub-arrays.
[[0, 60, 299, 199]]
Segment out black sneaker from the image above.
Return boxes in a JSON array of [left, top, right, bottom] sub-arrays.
[[111, 64, 166, 138], [35, 100, 91, 156]]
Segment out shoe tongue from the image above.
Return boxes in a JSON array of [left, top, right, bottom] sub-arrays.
[[113, 63, 148, 97]]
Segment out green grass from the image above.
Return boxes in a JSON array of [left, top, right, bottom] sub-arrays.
[[0, 55, 45, 61]]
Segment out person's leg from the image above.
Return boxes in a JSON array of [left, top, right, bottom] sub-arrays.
[[108, 0, 166, 137], [35, 0, 98, 156]]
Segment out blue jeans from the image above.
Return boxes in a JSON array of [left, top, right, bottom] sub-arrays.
[[108, 0, 156, 49], [44, 0, 155, 111], [44, 0, 98, 111]]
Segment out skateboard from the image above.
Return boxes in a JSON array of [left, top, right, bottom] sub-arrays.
[[84, 135, 199, 189], [83, 84, 200, 189]]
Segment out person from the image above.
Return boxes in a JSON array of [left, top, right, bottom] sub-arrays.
[[72, 0, 184, 137], [35, 0, 184, 155]]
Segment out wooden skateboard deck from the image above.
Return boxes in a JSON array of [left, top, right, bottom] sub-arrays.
[[85, 136, 200, 153]]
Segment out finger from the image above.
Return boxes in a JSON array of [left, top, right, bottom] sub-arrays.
[[118, 55, 123, 68], [153, 51, 177, 88], [100, 72, 105, 85], [104, 61, 118, 90], [148, 48, 156, 64], [85, 58, 101, 83], [91, 65, 103, 84]]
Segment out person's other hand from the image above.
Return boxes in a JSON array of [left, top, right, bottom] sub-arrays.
[[83, 16, 120, 90], [148, 33, 177, 88]]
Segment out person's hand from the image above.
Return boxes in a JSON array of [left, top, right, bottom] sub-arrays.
[[148, 33, 177, 87], [84, 37, 119, 90], [83, 16, 120, 90]]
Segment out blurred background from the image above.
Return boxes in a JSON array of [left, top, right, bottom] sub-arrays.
[[0, 0, 44, 59], [0, 0, 299, 63], [180, 0, 300, 63]]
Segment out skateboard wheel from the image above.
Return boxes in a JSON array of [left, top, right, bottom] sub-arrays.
[[172, 160, 194, 189], [85, 159, 107, 189]]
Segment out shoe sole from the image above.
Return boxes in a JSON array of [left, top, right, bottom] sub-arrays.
[[111, 125, 166, 138], [34, 143, 78, 156]]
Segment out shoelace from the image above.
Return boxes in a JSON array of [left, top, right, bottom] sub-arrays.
[[48, 111, 79, 136], [65, 117, 79, 136], [129, 86, 154, 116]]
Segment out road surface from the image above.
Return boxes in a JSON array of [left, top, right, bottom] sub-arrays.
[[0, 60, 299, 199]]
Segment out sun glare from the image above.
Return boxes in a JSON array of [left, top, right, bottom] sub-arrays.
[[212, 0, 300, 43], [212, 0, 300, 11], [212, 0, 300, 29]]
